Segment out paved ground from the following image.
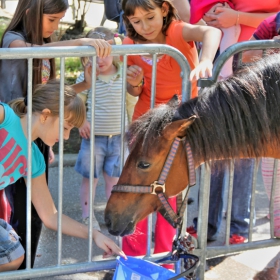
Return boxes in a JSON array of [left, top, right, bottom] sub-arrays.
[[30, 154, 280, 280]]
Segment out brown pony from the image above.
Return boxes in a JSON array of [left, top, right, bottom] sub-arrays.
[[105, 53, 280, 237]]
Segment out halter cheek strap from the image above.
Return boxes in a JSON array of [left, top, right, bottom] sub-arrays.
[[112, 137, 196, 229]]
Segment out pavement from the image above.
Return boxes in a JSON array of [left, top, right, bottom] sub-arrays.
[[31, 154, 280, 280]]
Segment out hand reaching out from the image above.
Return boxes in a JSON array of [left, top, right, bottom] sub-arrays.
[[93, 230, 127, 259], [190, 59, 213, 81]]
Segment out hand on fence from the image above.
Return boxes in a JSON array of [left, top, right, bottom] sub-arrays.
[[190, 59, 213, 81], [79, 38, 112, 58]]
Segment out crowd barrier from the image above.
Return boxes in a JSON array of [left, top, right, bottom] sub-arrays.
[[0, 39, 280, 279]]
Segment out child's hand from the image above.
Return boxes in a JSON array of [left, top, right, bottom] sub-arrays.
[[93, 230, 127, 259], [190, 60, 213, 81], [79, 38, 112, 58], [203, 6, 237, 29], [127, 65, 144, 87], [79, 120, 91, 139], [48, 146, 55, 164]]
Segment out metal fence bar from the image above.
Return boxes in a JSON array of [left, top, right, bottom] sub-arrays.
[[1, 40, 280, 279], [26, 58, 33, 270], [270, 159, 278, 238], [248, 160, 259, 242]]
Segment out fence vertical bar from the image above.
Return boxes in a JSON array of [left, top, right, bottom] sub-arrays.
[[225, 160, 234, 245], [197, 164, 211, 280], [248, 160, 258, 242], [88, 54, 97, 261], [26, 58, 33, 269], [270, 159, 278, 238], [57, 57, 65, 265]]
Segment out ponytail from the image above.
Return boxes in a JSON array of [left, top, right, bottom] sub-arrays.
[[9, 98, 27, 118]]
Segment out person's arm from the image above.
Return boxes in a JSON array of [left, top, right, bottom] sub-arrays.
[[0, 104, 4, 125], [171, 0, 206, 25], [9, 38, 112, 58], [182, 23, 222, 80], [171, 0, 190, 23], [30, 174, 126, 258], [203, 6, 276, 29]]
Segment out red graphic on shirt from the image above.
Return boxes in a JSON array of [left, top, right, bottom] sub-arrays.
[[0, 128, 27, 186]]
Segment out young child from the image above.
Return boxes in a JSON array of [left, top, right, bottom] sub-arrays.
[[0, 0, 112, 267], [75, 27, 137, 230], [190, 0, 241, 79], [120, 0, 221, 259], [0, 80, 126, 272]]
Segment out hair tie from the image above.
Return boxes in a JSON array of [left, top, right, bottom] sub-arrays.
[[24, 96, 28, 106]]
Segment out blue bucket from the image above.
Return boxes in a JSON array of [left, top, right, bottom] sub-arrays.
[[113, 256, 185, 280]]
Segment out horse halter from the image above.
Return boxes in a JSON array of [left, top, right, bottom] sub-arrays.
[[112, 136, 196, 229]]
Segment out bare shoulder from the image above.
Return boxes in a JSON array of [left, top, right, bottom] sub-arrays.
[[0, 104, 5, 124]]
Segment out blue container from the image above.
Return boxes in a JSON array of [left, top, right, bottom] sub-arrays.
[[113, 256, 185, 280]]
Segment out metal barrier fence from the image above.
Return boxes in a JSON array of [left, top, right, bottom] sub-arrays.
[[196, 39, 280, 280], [0, 44, 191, 279], [0, 40, 280, 279]]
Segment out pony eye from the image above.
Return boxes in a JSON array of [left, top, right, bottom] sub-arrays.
[[137, 161, 150, 169]]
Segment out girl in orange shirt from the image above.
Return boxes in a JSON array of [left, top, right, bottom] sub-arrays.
[[121, 0, 221, 260]]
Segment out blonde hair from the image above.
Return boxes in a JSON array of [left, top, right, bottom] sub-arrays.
[[81, 26, 124, 66], [9, 79, 86, 128]]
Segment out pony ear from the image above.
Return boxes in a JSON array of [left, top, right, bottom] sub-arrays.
[[162, 116, 197, 140], [167, 95, 179, 107]]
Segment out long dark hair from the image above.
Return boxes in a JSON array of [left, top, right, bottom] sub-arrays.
[[1, 0, 69, 88], [122, 0, 179, 42]]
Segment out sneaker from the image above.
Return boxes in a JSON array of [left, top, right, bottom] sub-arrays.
[[82, 216, 101, 231], [187, 226, 198, 239], [229, 234, 247, 244]]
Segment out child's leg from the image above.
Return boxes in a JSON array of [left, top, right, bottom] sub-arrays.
[[261, 158, 280, 237], [79, 177, 99, 219], [0, 219, 25, 271], [103, 171, 119, 200], [219, 25, 241, 79], [74, 138, 100, 220], [103, 134, 122, 200]]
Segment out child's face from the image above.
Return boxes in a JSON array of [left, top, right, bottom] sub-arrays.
[[42, 11, 66, 38], [127, 3, 168, 43], [96, 56, 115, 75], [40, 115, 74, 146]]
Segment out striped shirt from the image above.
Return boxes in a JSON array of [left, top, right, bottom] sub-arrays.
[[76, 62, 126, 135]]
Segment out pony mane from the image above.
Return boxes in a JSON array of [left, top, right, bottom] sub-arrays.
[[175, 53, 280, 162], [126, 97, 178, 151], [127, 53, 280, 162]]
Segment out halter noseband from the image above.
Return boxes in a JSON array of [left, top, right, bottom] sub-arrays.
[[112, 137, 196, 229]]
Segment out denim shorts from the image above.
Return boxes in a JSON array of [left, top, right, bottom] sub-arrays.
[[75, 135, 121, 178], [0, 219, 24, 264]]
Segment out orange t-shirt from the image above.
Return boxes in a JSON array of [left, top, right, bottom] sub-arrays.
[[123, 20, 199, 120]]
